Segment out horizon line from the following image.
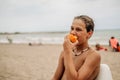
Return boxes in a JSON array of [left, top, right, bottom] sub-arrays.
[[0, 28, 120, 33]]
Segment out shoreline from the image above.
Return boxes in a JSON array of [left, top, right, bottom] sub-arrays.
[[0, 43, 113, 50]]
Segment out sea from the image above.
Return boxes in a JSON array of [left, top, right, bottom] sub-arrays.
[[0, 29, 120, 45]]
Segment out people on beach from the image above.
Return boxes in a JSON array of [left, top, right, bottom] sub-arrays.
[[7, 36, 12, 44], [95, 43, 108, 51], [52, 15, 101, 80], [109, 36, 119, 52], [116, 43, 120, 52]]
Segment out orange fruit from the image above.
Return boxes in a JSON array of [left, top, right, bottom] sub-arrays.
[[69, 34, 77, 43]]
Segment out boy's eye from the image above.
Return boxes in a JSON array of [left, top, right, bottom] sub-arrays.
[[71, 27, 74, 30], [76, 28, 82, 31], [71, 26, 82, 32]]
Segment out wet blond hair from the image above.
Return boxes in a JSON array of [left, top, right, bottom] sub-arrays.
[[74, 15, 94, 32]]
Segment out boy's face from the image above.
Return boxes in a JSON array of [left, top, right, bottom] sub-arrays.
[[70, 19, 92, 45]]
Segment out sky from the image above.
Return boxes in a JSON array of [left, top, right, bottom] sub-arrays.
[[0, 0, 120, 32]]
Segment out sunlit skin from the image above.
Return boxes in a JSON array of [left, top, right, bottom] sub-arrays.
[[52, 16, 101, 80]]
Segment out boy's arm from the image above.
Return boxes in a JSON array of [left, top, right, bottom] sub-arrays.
[[52, 51, 65, 80], [64, 51, 101, 80], [77, 53, 101, 79]]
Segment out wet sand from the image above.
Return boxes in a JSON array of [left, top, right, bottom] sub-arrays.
[[0, 44, 120, 80]]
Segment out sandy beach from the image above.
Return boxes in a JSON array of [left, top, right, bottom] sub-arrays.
[[0, 43, 120, 80]]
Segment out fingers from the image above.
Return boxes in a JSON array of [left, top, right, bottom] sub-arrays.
[[64, 34, 70, 43]]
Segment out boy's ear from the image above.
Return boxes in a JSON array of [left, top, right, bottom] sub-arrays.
[[88, 31, 93, 35], [87, 31, 93, 39]]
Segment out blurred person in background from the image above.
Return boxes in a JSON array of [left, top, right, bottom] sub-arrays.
[[109, 36, 119, 52]]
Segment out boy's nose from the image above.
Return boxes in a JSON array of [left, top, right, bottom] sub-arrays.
[[70, 30, 76, 35]]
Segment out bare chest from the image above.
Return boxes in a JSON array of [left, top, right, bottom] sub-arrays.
[[72, 52, 87, 71]]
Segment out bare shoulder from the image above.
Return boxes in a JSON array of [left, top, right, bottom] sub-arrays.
[[86, 48, 101, 65], [93, 50, 101, 60], [89, 47, 100, 58]]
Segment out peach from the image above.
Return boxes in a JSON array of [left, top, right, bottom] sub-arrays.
[[69, 34, 77, 43]]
